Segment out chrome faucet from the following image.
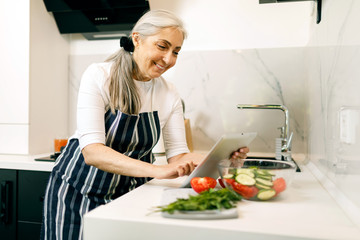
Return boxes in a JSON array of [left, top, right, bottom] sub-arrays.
[[237, 104, 293, 161]]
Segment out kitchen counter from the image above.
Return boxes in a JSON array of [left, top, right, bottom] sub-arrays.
[[0, 153, 54, 172], [83, 162, 360, 240]]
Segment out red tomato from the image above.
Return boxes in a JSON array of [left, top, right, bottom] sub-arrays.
[[272, 177, 287, 194], [231, 182, 258, 199], [190, 177, 217, 193]]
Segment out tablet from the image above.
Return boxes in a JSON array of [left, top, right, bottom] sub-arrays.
[[180, 132, 257, 188]]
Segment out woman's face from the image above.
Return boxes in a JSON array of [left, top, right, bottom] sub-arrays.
[[132, 27, 184, 81]]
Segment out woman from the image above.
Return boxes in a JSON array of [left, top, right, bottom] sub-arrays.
[[41, 9, 249, 240]]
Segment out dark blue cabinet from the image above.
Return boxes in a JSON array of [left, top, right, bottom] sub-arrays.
[[0, 169, 50, 240], [18, 170, 50, 240], [0, 169, 17, 240]]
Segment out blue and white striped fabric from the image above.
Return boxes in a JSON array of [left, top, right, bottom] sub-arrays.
[[41, 110, 160, 240]]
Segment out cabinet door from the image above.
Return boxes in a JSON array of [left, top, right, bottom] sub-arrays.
[[18, 170, 50, 222], [18, 170, 50, 240], [17, 221, 43, 240], [0, 169, 17, 240]]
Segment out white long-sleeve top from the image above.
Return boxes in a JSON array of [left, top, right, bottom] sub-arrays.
[[71, 62, 189, 159]]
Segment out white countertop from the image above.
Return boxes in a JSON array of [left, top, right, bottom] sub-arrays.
[[0, 153, 54, 172], [83, 163, 360, 240], [2, 153, 359, 239]]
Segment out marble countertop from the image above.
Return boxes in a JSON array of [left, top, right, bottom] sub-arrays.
[[83, 163, 360, 240]]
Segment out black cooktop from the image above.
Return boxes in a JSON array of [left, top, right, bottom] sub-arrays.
[[35, 152, 61, 162]]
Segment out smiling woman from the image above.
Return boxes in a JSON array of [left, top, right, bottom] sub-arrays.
[[40, 9, 197, 240]]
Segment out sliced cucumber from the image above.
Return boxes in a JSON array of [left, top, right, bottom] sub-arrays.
[[223, 173, 234, 179], [255, 177, 273, 187], [255, 183, 272, 190], [235, 174, 256, 186], [256, 174, 273, 181], [257, 189, 276, 200], [256, 169, 275, 176], [236, 169, 255, 178]]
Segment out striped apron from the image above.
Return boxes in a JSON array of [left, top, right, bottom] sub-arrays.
[[41, 109, 161, 240]]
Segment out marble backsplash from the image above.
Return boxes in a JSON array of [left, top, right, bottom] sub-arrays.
[[69, 48, 308, 156], [163, 48, 307, 155], [304, 44, 360, 223], [306, 45, 360, 170]]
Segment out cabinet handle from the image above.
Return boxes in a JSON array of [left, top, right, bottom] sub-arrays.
[[0, 181, 12, 224]]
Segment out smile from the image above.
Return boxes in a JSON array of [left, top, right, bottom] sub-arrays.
[[155, 62, 165, 70]]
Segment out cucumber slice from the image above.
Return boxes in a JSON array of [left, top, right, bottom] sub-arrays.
[[235, 174, 256, 186], [255, 177, 273, 187], [255, 183, 272, 190], [236, 169, 255, 178], [256, 174, 273, 181], [223, 173, 234, 179], [257, 189, 276, 200], [256, 169, 275, 176]]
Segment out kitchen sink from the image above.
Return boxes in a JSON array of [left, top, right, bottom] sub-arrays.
[[246, 156, 301, 172]]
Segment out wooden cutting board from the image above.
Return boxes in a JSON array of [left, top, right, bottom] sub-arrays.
[[184, 118, 193, 152]]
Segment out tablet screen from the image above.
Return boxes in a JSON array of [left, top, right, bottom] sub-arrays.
[[180, 132, 257, 188]]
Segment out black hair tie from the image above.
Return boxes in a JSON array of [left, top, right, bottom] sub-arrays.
[[120, 37, 134, 52]]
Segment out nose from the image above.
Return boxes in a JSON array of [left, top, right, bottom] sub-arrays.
[[163, 51, 176, 66]]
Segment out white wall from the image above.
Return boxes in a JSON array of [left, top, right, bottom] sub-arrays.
[[308, 0, 360, 47], [69, 0, 315, 55], [150, 0, 314, 50], [28, 0, 70, 154]]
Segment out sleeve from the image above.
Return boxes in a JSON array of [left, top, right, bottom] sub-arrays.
[[162, 87, 190, 159], [76, 64, 107, 150]]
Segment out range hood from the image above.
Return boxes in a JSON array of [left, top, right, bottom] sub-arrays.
[[43, 0, 150, 40]]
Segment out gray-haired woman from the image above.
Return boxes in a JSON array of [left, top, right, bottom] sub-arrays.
[[41, 9, 249, 240]]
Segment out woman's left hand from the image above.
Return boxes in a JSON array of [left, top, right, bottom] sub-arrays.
[[231, 147, 249, 159]]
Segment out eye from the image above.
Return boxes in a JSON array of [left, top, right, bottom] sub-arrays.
[[157, 44, 166, 50], [173, 51, 179, 56]]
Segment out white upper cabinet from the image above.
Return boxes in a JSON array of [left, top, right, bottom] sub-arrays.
[[0, 0, 70, 154]]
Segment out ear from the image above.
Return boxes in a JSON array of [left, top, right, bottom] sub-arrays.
[[132, 32, 140, 48]]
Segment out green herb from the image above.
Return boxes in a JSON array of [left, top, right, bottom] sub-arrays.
[[155, 188, 242, 214]]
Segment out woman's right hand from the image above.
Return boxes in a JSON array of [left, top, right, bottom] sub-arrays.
[[154, 160, 195, 179]]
